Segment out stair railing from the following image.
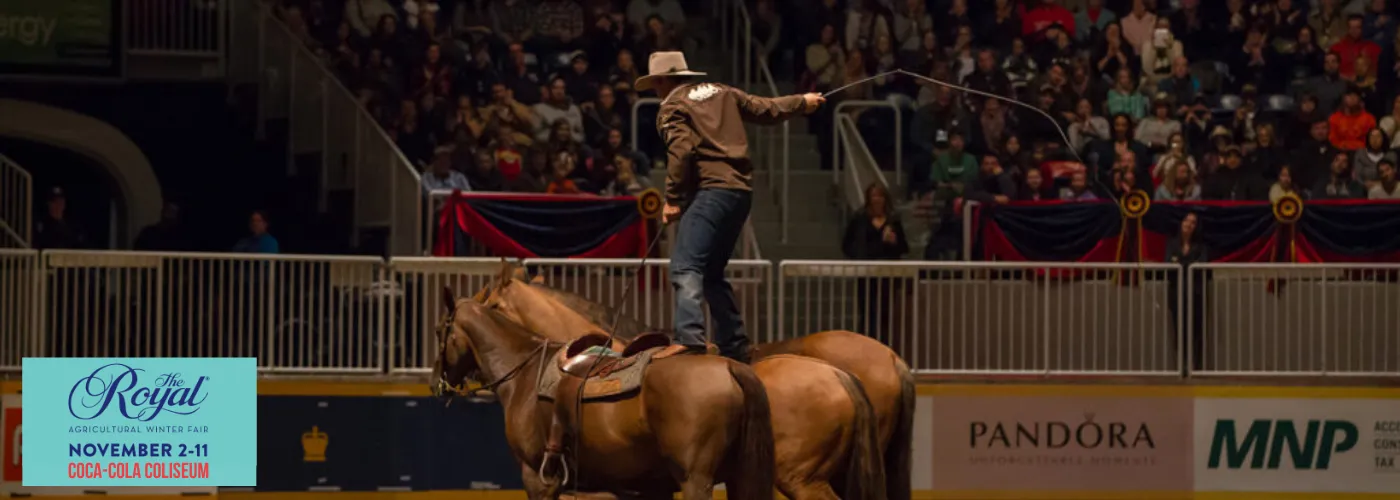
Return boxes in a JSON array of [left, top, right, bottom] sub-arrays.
[[721, 0, 791, 244], [0, 154, 32, 248], [246, 3, 422, 255]]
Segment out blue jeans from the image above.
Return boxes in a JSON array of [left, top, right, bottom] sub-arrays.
[[670, 188, 752, 359]]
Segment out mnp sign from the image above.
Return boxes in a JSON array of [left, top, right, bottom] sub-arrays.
[[0, 0, 122, 78], [20, 358, 256, 487], [1195, 397, 1400, 494]]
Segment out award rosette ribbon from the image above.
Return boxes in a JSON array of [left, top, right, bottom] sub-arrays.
[[21, 358, 257, 486]]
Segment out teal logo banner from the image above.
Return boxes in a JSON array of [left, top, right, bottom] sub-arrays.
[[21, 358, 257, 486]]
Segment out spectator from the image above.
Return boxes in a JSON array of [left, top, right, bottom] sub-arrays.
[[1075, 0, 1117, 42], [1156, 56, 1199, 111], [484, 81, 538, 146], [583, 85, 627, 146], [1094, 23, 1138, 82], [561, 51, 601, 105], [936, 0, 971, 47], [598, 126, 650, 175], [1268, 165, 1303, 202], [1120, 0, 1157, 51], [1111, 164, 1141, 197], [894, 0, 934, 52], [530, 0, 586, 55], [232, 210, 279, 254], [1002, 37, 1040, 95], [1304, 52, 1347, 116], [1353, 128, 1397, 186], [949, 25, 976, 82], [1067, 58, 1109, 105], [842, 183, 910, 260], [1164, 211, 1207, 373], [870, 34, 901, 98], [597, 153, 648, 196], [500, 43, 544, 105], [805, 24, 846, 92], [546, 117, 590, 168], [1368, 159, 1400, 198], [1140, 18, 1183, 89], [345, 0, 397, 38], [1068, 97, 1110, 153], [1202, 146, 1263, 200], [1022, 84, 1070, 146], [1153, 132, 1196, 179], [964, 50, 1014, 106], [1247, 123, 1286, 179], [967, 154, 1017, 205], [423, 145, 473, 193], [971, 97, 1013, 157], [1156, 161, 1202, 201], [1106, 68, 1148, 120], [1232, 25, 1275, 93], [1218, 0, 1249, 48], [1292, 120, 1337, 188], [1270, 0, 1307, 46], [532, 77, 584, 143], [1036, 26, 1078, 71], [134, 202, 190, 252], [1310, 0, 1348, 48], [545, 150, 584, 194], [447, 94, 487, 145], [980, 0, 1019, 51], [840, 49, 873, 101], [401, 0, 440, 32], [490, 0, 535, 46], [589, 11, 635, 68], [1001, 135, 1037, 175], [493, 128, 526, 182], [459, 44, 500, 104], [627, 0, 685, 35], [845, 0, 890, 53], [370, 14, 406, 66], [1135, 98, 1182, 151], [1314, 151, 1366, 198], [1352, 54, 1381, 114], [1019, 167, 1055, 201], [468, 148, 506, 191], [1170, 0, 1207, 61], [1092, 113, 1150, 181], [1332, 15, 1381, 79], [1022, 0, 1075, 41], [1280, 25, 1325, 82], [1377, 96, 1400, 149], [609, 49, 642, 88], [392, 99, 435, 165], [933, 131, 979, 198], [1061, 171, 1100, 200], [1329, 87, 1377, 151], [33, 187, 87, 250], [1363, 0, 1397, 45]]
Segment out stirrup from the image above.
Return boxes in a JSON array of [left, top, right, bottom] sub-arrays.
[[539, 450, 570, 487]]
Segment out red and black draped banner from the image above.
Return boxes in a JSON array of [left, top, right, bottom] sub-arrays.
[[979, 197, 1400, 263], [433, 191, 655, 258]]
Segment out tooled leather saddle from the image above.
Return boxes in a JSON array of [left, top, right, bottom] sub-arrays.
[[538, 332, 710, 466]]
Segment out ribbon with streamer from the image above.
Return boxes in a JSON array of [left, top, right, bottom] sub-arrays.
[[821, 69, 1114, 201]]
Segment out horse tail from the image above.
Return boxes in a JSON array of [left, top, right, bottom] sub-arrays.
[[833, 367, 887, 500], [724, 362, 776, 500], [886, 354, 916, 500]]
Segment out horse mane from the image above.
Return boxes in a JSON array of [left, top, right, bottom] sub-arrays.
[[524, 282, 656, 341]]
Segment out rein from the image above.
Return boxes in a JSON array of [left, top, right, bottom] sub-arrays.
[[435, 301, 560, 405]]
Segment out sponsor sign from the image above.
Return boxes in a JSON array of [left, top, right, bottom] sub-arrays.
[[2, 395, 20, 483], [930, 394, 1193, 493], [0, 0, 122, 78], [21, 358, 256, 487], [1194, 397, 1400, 493]]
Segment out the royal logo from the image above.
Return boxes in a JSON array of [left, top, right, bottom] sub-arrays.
[[67, 363, 209, 422], [302, 426, 328, 462]]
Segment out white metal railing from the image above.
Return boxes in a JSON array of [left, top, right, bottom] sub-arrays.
[[836, 113, 891, 217], [779, 260, 1184, 376], [833, 100, 903, 189], [0, 249, 42, 370], [8, 248, 1400, 378], [126, 0, 227, 61], [39, 250, 387, 374], [251, 4, 422, 255], [0, 154, 32, 248], [385, 257, 774, 373], [720, 0, 791, 243], [1190, 263, 1400, 376]]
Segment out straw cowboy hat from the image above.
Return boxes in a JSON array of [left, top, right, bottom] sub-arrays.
[[635, 51, 707, 92]]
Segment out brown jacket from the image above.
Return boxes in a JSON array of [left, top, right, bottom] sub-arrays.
[[658, 82, 806, 205]]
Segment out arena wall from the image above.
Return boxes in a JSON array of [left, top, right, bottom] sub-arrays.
[[4, 380, 1398, 499]]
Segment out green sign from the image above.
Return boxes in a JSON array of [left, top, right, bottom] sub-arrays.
[[0, 0, 120, 77], [1207, 419, 1359, 470]]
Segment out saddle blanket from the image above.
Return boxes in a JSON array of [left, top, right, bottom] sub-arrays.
[[537, 345, 663, 401]]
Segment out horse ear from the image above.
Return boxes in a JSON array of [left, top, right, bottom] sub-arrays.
[[530, 274, 544, 284], [495, 259, 514, 290], [440, 286, 456, 313]]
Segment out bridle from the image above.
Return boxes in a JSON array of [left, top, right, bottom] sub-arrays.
[[433, 298, 558, 404]]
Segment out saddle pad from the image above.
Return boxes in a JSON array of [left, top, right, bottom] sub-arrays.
[[538, 347, 662, 401]]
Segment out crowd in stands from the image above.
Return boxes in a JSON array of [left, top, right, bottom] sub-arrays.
[[274, 0, 692, 198], [787, 0, 1400, 211]]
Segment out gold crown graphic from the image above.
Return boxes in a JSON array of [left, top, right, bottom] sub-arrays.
[[301, 426, 328, 462]]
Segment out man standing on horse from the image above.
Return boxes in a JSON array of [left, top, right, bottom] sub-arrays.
[[636, 51, 824, 362]]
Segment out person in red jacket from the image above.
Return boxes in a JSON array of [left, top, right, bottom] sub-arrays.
[[1331, 15, 1380, 79], [1329, 87, 1377, 151], [1022, 0, 1075, 41]]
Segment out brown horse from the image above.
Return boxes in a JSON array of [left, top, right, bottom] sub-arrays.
[[474, 274, 887, 499], [433, 291, 775, 500], [479, 264, 916, 500]]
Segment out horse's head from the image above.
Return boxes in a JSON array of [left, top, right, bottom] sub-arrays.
[[475, 261, 561, 335], [432, 287, 482, 398]]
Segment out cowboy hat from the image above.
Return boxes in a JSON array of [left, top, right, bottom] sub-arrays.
[[635, 51, 707, 92]]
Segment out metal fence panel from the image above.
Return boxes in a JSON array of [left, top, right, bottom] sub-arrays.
[[41, 251, 385, 373], [0, 249, 42, 371], [385, 257, 511, 374], [1191, 264, 1400, 376], [780, 261, 1183, 376]]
